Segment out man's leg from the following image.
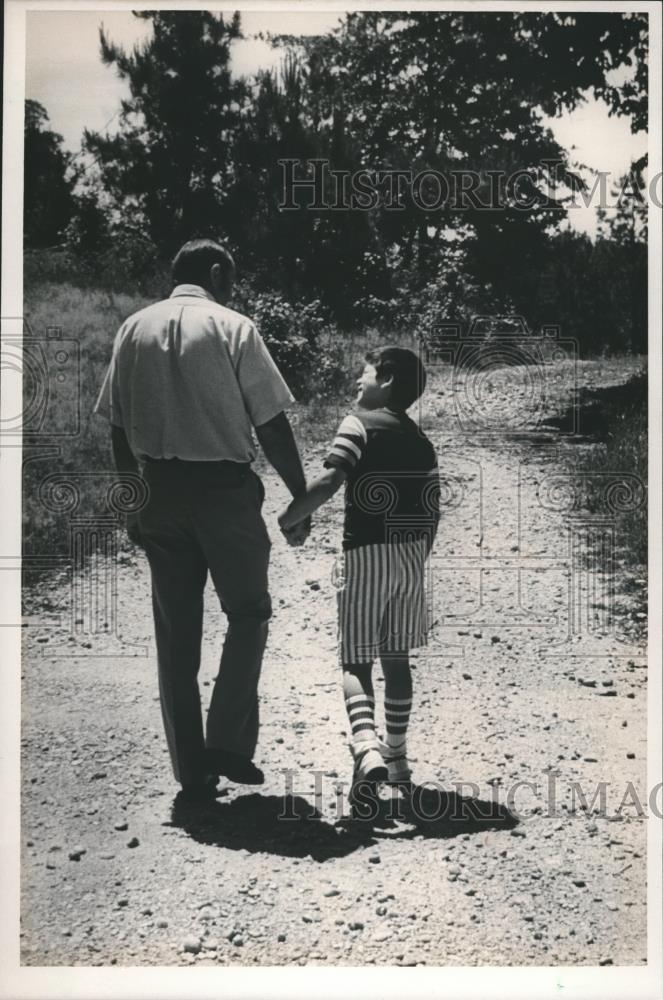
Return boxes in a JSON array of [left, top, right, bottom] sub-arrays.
[[198, 472, 272, 759], [142, 532, 209, 787], [206, 589, 271, 758]]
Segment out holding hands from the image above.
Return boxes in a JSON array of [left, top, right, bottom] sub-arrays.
[[279, 513, 311, 547], [278, 466, 347, 547]]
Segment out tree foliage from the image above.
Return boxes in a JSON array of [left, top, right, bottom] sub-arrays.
[[55, 9, 648, 352], [24, 100, 75, 248], [84, 11, 245, 250]]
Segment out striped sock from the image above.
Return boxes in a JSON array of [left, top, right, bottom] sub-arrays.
[[345, 693, 378, 752], [384, 697, 412, 753]]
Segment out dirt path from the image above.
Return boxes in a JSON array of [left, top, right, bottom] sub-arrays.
[[20, 357, 648, 966]]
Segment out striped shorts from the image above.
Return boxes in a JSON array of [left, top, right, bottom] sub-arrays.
[[334, 540, 430, 664]]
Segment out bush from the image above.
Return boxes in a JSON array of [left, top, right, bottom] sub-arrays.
[[232, 283, 345, 402]]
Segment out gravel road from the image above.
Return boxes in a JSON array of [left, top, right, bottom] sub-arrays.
[[20, 357, 648, 966]]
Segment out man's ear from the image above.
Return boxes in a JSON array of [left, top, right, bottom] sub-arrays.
[[378, 372, 394, 390], [210, 262, 222, 291]]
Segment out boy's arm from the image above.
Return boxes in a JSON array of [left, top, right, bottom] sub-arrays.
[[278, 466, 347, 531], [425, 465, 441, 556]]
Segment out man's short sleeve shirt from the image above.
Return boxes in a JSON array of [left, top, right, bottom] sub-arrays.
[[94, 284, 295, 462]]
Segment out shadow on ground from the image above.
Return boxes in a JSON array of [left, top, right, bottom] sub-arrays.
[[541, 371, 647, 441], [169, 786, 518, 861], [344, 784, 518, 840]]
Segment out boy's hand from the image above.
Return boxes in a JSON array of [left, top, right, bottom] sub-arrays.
[[279, 514, 311, 547]]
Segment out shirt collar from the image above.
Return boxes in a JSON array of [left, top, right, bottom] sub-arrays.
[[170, 284, 217, 302]]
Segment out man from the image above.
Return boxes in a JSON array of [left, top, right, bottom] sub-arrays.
[[95, 239, 310, 800]]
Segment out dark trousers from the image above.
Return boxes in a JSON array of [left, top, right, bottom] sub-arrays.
[[138, 460, 272, 786]]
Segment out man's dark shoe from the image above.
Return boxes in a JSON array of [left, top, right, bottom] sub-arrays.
[[179, 773, 220, 803], [205, 748, 264, 785]]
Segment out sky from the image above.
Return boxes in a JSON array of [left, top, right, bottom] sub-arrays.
[[24, 9, 648, 237]]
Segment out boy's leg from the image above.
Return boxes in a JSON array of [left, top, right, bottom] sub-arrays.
[[380, 652, 413, 783], [343, 662, 388, 781]]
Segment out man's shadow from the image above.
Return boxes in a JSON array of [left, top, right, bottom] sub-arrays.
[[169, 784, 517, 862], [169, 792, 365, 862]]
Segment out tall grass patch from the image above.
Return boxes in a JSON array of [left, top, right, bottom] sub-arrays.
[[23, 283, 151, 559], [565, 371, 648, 568]]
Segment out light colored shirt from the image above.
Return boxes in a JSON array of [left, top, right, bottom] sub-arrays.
[[94, 284, 295, 462]]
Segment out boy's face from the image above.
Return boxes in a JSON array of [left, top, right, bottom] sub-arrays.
[[356, 363, 392, 410]]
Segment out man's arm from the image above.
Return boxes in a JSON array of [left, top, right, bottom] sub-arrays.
[[278, 466, 347, 531], [255, 410, 311, 544], [111, 425, 139, 476], [254, 411, 307, 499], [111, 425, 142, 546]]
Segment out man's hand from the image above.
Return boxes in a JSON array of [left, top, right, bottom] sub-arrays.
[[279, 513, 311, 547]]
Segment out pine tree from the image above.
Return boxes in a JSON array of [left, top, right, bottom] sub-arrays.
[[84, 11, 245, 250], [24, 100, 75, 247]]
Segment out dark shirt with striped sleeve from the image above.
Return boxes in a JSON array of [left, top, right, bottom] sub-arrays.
[[324, 408, 439, 551]]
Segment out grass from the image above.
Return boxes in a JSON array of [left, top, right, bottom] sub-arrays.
[[565, 371, 648, 568], [23, 283, 150, 559]]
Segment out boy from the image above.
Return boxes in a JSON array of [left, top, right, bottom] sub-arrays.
[[279, 347, 439, 803]]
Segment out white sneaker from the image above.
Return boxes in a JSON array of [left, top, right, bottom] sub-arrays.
[[353, 745, 389, 782], [348, 745, 388, 819], [379, 739, 412, 785]]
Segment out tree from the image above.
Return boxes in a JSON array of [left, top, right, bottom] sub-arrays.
[[78, 9, 648, 335], [514, 11, 648, 133], [595, 170, 647, 353], [84, 11, 246, 251], [24, 100, 75, 247], [281, 10, 648, 322]]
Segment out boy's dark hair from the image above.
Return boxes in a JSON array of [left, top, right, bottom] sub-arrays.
[[365, 347, 427, 410], [172, 239, 235, 288]]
